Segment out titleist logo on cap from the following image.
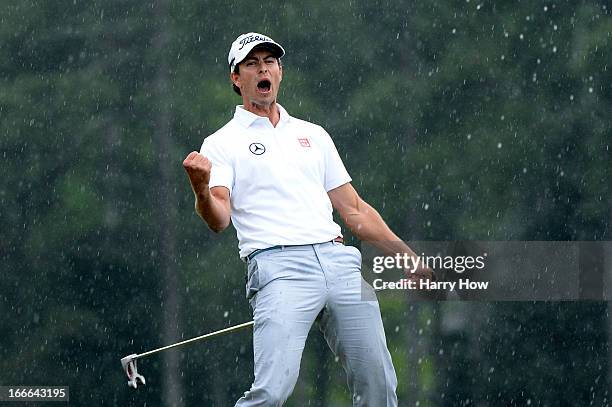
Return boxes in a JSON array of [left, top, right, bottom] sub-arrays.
[[238, 34, 273, 50]]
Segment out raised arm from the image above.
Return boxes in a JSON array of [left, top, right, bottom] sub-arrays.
[[182, 151, 231, 233]]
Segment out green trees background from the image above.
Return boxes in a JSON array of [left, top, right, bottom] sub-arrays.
[[1, 1, 609, 406]]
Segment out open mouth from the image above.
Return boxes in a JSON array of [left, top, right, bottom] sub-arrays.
[[257, 80, 271, 93]]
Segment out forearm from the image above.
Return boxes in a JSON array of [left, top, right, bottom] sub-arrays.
[[329, 183, 431, 276], [346, 201, 437, 291], [344, 199, 419, 259], [182, 151, 231, 232], [194, 186, 230, 233]]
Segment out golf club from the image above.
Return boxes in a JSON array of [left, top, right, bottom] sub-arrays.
[[120, 320, 254, 388]]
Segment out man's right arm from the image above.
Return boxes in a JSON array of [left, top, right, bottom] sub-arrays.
[[182, 151, 231, 233]]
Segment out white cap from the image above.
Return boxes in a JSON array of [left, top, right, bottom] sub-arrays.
[[228, 32, 285, 72]]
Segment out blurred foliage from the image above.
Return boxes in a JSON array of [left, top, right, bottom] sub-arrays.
[[0, 0, 609, 406]]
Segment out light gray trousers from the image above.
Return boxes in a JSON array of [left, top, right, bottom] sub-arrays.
[[235, 241, 398, 407]]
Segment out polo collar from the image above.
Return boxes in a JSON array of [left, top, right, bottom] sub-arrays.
[[233, 103, 290, 128]]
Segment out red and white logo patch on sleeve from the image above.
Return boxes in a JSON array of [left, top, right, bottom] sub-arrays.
[[298, 137, 311, 147]]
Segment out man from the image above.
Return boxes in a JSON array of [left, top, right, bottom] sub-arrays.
[[183, 32, 429, 406]]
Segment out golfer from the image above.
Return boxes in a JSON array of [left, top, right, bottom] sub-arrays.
[[183, 32, 428, 406]]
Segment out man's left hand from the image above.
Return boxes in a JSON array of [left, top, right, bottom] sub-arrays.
[[403, 267, 436, 283]]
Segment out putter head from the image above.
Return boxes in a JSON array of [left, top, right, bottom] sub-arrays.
[[121, 354, 146, 389]]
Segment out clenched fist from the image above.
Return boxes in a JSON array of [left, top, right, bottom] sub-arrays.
[[182, 151, 212, 192]]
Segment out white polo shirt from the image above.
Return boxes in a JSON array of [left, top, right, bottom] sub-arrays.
[[200, 104, 352, 258]]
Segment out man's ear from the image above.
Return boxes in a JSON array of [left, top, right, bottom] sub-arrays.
[[230, 71, 240, 90], [278, 64, 283, 83]]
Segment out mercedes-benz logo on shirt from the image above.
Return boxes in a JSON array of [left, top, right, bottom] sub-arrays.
[[249, 142, 266, 155]]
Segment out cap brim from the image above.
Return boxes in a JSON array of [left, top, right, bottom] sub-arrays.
[[251, 43, 284, 58]]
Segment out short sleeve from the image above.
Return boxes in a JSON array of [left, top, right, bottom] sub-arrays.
[[321, 129, 352, 191], [200, 137, 235, 194]]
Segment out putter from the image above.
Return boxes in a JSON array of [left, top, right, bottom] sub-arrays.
[[121, 354, 146, 389], [120, 320, 255, 388]]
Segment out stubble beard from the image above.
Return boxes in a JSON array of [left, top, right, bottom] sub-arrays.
[[248, 96, 275, 111]]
